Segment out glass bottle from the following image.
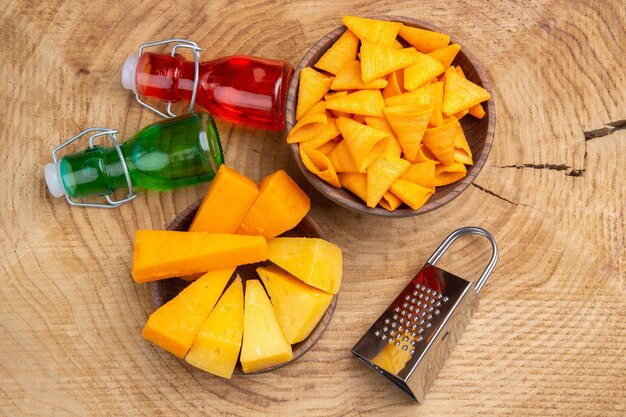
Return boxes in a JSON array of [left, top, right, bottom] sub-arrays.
[[121, 42, 293, 131], [45, 112, 223, 207]]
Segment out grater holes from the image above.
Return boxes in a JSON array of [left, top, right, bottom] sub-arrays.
[[402, 345, 408, 351], [395, 341, 400, 347], [410, 349, 415, 355], [375, 330, 381, 336]]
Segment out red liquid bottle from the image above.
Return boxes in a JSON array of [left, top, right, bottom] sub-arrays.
[[121, 41, 293, 131]]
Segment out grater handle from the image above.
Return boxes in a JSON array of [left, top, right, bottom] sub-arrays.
[[427, 226, 498, 294]]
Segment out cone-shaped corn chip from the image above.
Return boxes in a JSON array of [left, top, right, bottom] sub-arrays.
[[401, 161, 436, 190], [435, 162, 467, 186], [352, 114, 367, 124], [454, 65, 466, 78], [366, 156, 411, 208], [422, 118, 459, 165], [300, 147, 341, 188], [299, 118, 341, 150], [296, 67, 334, 120], [342, 16, 403, 46], [331, 60, 388, 90], [317, 140, 339, 155], [382, 70, 404, 98], [404, 51, 445, 91], [364, 117, 403, 159], [453, 124, 473, 165], [384, 83, 431, 107], [325, 89, 386, 117], [428, 81, 444, 127], [453, 108, 470, 120], [391, 39, 404, 49], [419, 143, 439, 162], [390, 178, 434, 210], [287, 111, 328, 144], [398, 26, 450, 53], [328, 140, 360, 173], [303, 100, 327, 118], [360, 42, 419, 83], [314, 30, 360, 75], [428, 43, 461, 69], [442, 68, 490, 116], [336, 116, 389, 172], [325, 91, 350, 118], [384, 104, 432, 162], [338, 173, 367, 203], [379, 191, 403, 211], [468, 103, 485, 119]]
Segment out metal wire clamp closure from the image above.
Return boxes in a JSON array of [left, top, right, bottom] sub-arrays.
[[135, 38, 203, 119], [51, 128, 137, 208]]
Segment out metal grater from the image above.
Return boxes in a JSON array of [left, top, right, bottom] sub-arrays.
[[352, 226, 498, 403]]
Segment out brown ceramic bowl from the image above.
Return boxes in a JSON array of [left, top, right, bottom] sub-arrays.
[[149, 199, 337, 374], [285, 16, 496, 217]]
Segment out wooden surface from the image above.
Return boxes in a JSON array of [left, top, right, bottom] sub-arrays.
[[1, 0, 625, 416]]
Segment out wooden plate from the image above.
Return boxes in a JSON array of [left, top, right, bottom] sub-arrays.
[[285, 16, 496, 217], [149, 199, 337, 374]]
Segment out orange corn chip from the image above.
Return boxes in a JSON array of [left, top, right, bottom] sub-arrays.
[[401, 161, 436, 190], [352, 114, 366, 124], [328, 140, 360, 173], [428, 81, 444, 127], [364, 117, 403, 159], [382, 70, 404, 98], [468, 103, 485, 119], [299, 118, 340, 150], [317, 140, 339, 155], [325, 89, 386, 117], [435, 162, 467, 186], [325, 91, 350, 118], [379, 191, 403, 211], [287, 111, 328, 144], [390, 178, 434, 210], [342, 16, 403, 46], [300, 147, 341, 188], [419, 143, 439, 162], [454, 65, 466, 78], [398, 26, 450, 53], [338, 173, 367, 203], [384, 83, 431, 107], [360, 42, 419, 83], [391, 39, 404, 49], [453, 124, 473, 165], [296, 67, 334, 120], [442, 67, 490, 116], [403, 50, 445, 91], [422, 118, 459, 165], [331, 60, 388, 90], [314, 30, 360, 75], [336, 116, 388, 172], [383, 104, 432, 162], [428, 43, 461, 68], [453, 108, 470, 120], [366, 156, 411, 208]]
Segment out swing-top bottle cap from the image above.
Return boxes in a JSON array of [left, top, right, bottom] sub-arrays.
[[45, 163, 65, 198], [121, 54, 139, 94]]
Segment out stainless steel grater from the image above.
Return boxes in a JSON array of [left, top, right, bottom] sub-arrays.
[[352, 226, 498, 403]]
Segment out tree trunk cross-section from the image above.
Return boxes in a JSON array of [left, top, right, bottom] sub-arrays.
[[1, 1, 624, 416]]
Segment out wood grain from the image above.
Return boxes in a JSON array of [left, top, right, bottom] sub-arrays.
[[285, 16, 496, 217], [1, 0, 625, 416]]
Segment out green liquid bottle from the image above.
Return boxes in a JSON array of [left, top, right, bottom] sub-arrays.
[[45, 112, 224, 207]]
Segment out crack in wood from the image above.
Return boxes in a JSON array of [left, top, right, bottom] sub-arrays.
[[471, 183, 535, 209], [495, 163, 584, 177], [583, 119, 626, 140]]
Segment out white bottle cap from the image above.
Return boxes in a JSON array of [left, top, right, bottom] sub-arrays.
[[121, 54, 139, 94], [44, 163, 66, 198]]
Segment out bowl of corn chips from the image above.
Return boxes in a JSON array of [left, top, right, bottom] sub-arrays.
[[285, 15, 495, 217]]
